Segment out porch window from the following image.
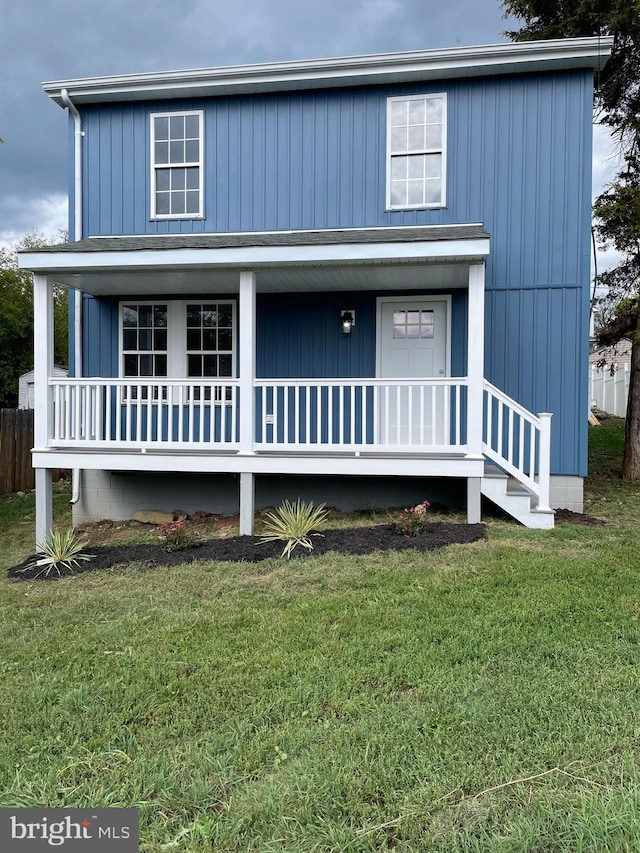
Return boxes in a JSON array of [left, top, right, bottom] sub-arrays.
[[386, 94, 446, 209], [119, 300, 236, 401], [121, 304, 168, 377], [187, 302, 235, 402], [150, 111, 203, 219], [186, 303, 235, 379]]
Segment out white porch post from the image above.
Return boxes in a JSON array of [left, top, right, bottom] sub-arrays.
[[33, 274, 54, 546], [467, 477, 481, 524], [239, 271, 256, 534], [467, 263, 485, 525], [537, 412, 552, 512], [467, 263, 485, 457]]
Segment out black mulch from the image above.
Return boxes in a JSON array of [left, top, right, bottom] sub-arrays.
[[8, 522, 486, 581]]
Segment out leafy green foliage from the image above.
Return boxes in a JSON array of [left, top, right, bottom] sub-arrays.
[[259, 499, 329, 558], [502, 0, 640, 151], [0, 232, 68, 408], [21, 528, 94, 578]]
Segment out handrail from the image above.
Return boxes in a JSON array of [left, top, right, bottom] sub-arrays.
[[254, 377, 468, 387], [482, 379, 552, 510]]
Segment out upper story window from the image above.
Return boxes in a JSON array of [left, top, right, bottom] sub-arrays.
[[150, 111, 203, 219], [386, 94, 446, 210]]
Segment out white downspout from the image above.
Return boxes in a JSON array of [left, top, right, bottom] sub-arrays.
[[61, 88, 83, 506]]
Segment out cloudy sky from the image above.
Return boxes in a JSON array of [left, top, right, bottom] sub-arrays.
[[0, 0, 619, 266]]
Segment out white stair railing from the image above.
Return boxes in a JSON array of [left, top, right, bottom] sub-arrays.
[[482, 380, 551, 510]]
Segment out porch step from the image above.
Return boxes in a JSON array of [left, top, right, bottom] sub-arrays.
[[481, 464, 554, 529]]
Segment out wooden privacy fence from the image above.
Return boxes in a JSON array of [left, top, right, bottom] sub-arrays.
[[0, 408, 35, 494]]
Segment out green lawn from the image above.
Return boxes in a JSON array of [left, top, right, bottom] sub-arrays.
[[1, 419, 640, 851]]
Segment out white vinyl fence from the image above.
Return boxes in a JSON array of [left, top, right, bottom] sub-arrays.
[[589, 364, 630, 418]]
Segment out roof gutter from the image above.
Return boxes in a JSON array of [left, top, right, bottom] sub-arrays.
[[60, 88, 83, 507], [43, 37, 614, 106]]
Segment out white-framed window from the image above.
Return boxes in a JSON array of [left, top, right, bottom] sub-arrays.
[[121, 303, 168, 377], [119, 300, 236, 390], [186, 302, 235, 380], [386, 93, 446, 210], [150, 111, 203, 219]]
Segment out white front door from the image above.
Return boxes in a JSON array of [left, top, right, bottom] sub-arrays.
[[377, 298, 450, 446]]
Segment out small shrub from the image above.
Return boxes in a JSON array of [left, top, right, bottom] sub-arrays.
[[259, 499, 329, 559], [21, 528, 94, 578], [157, 520, 194, 552], [395, 500, 431, 536]]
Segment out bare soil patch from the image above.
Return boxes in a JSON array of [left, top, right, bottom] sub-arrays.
[[554, 508, 607, 527], [8, 522, 485, 581]]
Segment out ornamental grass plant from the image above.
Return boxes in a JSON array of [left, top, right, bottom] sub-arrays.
[[259, 499, 329, 558]]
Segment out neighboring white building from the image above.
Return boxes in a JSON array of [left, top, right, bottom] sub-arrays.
[[18, 367, 68, 410], [589, 340, 632, 418]]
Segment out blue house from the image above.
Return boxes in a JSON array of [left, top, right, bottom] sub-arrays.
[[21, 37, 612, 542]]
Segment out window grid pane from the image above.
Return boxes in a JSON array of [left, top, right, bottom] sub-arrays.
[[392, 309, 434, 339], [153, 111, 201, 218], [121, 303, 168, 378], [186, 303, 234, 380], [388, 95, 445, 208]]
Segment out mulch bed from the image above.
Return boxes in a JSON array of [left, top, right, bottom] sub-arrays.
[[8, 522, 486, 581], [554, 508, 607, 527]]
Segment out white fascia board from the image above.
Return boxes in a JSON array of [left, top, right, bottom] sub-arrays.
[[42, 37, 613, 106], [19, 239, 490, 273], [31, 449, 485, 478]]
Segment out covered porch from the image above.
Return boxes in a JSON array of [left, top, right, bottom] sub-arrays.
[[21, 225, 553, 540]]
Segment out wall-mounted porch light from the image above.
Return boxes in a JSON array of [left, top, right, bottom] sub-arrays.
[[341, 310, 355, 335]]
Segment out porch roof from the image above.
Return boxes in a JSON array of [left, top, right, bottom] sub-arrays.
[[19, 224, 491, 296]]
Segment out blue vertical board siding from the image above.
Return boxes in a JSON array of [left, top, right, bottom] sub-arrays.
[[80, 72, 592, 282], [81, 296, 118, 377], [255, 290, 467, 379], [485, 287, 586, 475], [76, 68, 593, 477]]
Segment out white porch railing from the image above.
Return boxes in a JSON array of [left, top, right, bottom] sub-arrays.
[[482, 380, 551, 509], [49, 379, 240, 448], [254, 378, 468, 451], [47, 377, 468, 452], [45, 378, 552, 510]]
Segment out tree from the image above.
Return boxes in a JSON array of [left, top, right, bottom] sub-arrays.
[[0, 233, 68, 409], [501, 0, 640, 479]]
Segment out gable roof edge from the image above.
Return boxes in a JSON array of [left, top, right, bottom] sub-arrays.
[[43, 37, 613, 107]]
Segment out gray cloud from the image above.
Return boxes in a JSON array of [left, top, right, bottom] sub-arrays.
[[2, 0, 614, 271]]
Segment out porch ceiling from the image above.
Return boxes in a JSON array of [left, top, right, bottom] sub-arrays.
[[44, 261, 471, 296], [19, 224, 489, 296]]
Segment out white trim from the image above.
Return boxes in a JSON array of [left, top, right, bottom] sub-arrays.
[[375, 294, 452, 379], [150, 110, 204, 220], [238, 272, 256, 454], [32, 449, 485, 479], [42, 38, 613, 106], [467, 263, 485, 455], [20, 238, 491, 273], [386, 93, 447, 210], [86, 223, 486, 239], [33, 275, 54, 448]]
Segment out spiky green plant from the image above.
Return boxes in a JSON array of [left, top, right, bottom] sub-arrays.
[[22, 528, 94, 578], [259, 499, 329, 559]]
